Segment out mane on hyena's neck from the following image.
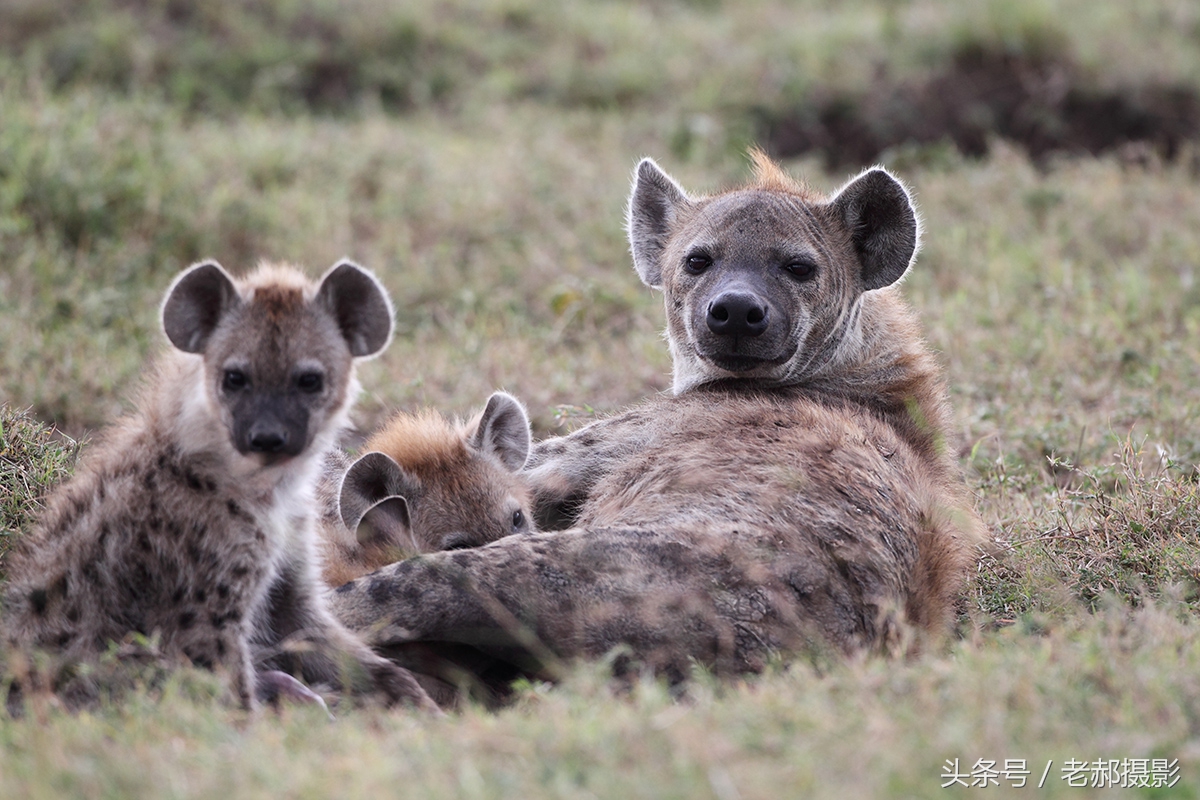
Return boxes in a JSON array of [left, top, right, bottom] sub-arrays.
[[805, 289, 952, 466]]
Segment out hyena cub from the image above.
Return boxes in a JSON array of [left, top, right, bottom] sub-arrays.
[[2, 260, 436, 713], [318, 392, 535, 587]]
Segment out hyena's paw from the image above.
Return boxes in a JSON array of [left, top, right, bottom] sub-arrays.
[[370, 659, 444, 716]]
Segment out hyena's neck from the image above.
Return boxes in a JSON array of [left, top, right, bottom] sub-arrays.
[[807, 290, 954, 469]]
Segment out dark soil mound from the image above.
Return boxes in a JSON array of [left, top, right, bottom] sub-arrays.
[[760, 48, 1200, 168]]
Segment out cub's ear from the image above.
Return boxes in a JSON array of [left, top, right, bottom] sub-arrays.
[[468, 391, 531, 471], [829, 167, 920, 291], [161, 261, 241, 353], [627, 157, 691, 289], [339, 451, 421, 533], [317, 260, 395, 358], [355, 495, 413, 553]]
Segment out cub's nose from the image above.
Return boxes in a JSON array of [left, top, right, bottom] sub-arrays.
[[707, 291, 769, 337], [248, 426, 288, 453]]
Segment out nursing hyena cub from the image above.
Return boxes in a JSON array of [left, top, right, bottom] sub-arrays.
[[330, 152, 985, 691], [3, 260, 435, 713], [317, 392, 535, 587]]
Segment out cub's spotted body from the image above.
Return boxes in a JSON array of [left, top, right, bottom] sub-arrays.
[[4, 260, 436, 713]]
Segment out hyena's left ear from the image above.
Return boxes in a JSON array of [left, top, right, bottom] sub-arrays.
[[339, 451, 421, 547], [355, 495, 413, 552], [829, 167, 920, 291], [161, 260, 241, 353], [627, 157, 691, 289], [317, 260, 395, 357], [469, 392, 532, 471]]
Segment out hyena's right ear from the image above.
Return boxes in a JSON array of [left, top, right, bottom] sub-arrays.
[[469, 391, 532, 471], [627, 157, 691, 290], [317, 260, 395, 358], [339, 451, 421, 548], [161, 260, 241, 353]]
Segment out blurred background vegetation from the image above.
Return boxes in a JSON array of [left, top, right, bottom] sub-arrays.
[[1, 1, 1200, 795]]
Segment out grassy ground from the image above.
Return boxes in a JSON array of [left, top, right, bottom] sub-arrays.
[[1, 0, 1199, 796]]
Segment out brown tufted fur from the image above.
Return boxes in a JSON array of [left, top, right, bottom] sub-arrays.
[[328, 155, 985, 698], [2, 260, 437, 713]]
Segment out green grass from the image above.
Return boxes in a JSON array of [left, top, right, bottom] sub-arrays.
[[2, 0, 1200, 796], [0, 407, 79, 574]]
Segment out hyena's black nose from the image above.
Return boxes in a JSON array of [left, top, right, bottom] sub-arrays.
[[707, 291, 769, 337], [248, 425, 288, 453]]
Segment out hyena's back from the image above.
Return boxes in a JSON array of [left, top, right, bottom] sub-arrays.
[[5, 416, 271, 671]]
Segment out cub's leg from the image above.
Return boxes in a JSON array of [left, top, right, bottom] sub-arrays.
[[255, 560, 440, 713]]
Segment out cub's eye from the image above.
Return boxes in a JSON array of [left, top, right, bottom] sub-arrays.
[[222, 370, 248, 392], [296, 372, 324, 393], [511, 509, 526, 530], [783, 259, 817, 282], [685, 254, 712, 275]]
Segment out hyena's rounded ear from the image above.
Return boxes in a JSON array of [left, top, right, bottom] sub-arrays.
[[829, 167, 921, 291], [469, 391, 532, 471], [317, 260, 395, 358], [627, 157, 691, 290], [161, 260, 240, 353], [338, 451, 421, 533], [355, 495, 413, 552]]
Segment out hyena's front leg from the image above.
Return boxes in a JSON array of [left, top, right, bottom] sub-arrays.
[[329, 526, 790, 681], [302, 606, 443, 714], [230, 630, 258, 712], [254, 561, 439, 712]]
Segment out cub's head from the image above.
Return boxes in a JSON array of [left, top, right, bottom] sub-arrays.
[[333, 391, 534, 572], [161, 259, 393, 466], [627, 151, 919, 393]]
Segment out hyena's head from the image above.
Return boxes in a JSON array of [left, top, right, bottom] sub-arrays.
[[161, 259, 393, 466], [335, 392, 534, 563], [627, 151, 920, 393]]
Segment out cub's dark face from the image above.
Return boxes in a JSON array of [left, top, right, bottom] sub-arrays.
[[411, 462, 534, 552], [626, 156, 919, 393], [204, 292, 352, 465], [162, 259, 395, 468]]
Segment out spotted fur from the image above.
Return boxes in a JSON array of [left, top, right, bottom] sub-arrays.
[[3, 260, 437, 713]]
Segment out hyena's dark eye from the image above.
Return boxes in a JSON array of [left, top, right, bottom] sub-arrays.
[[296, 372, 324, 393], [685, 253, 712, 274], [511, 509, 525, 530], [222, 370, 248, 392], [783, 259, 817, 282]]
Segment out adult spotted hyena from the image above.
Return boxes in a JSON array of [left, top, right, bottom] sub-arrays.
[[330, 153, 985, 693], [2, 260, 436, 713], [317, 391, 535, 588]]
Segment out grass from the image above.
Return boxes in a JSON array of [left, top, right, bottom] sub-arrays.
[[0, 407, 79, 574], [2, 604, 1199, 797], [1, 0, 1200, 796]]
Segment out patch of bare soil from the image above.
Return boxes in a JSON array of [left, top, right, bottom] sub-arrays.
[[760, 47, 1200, 168]]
